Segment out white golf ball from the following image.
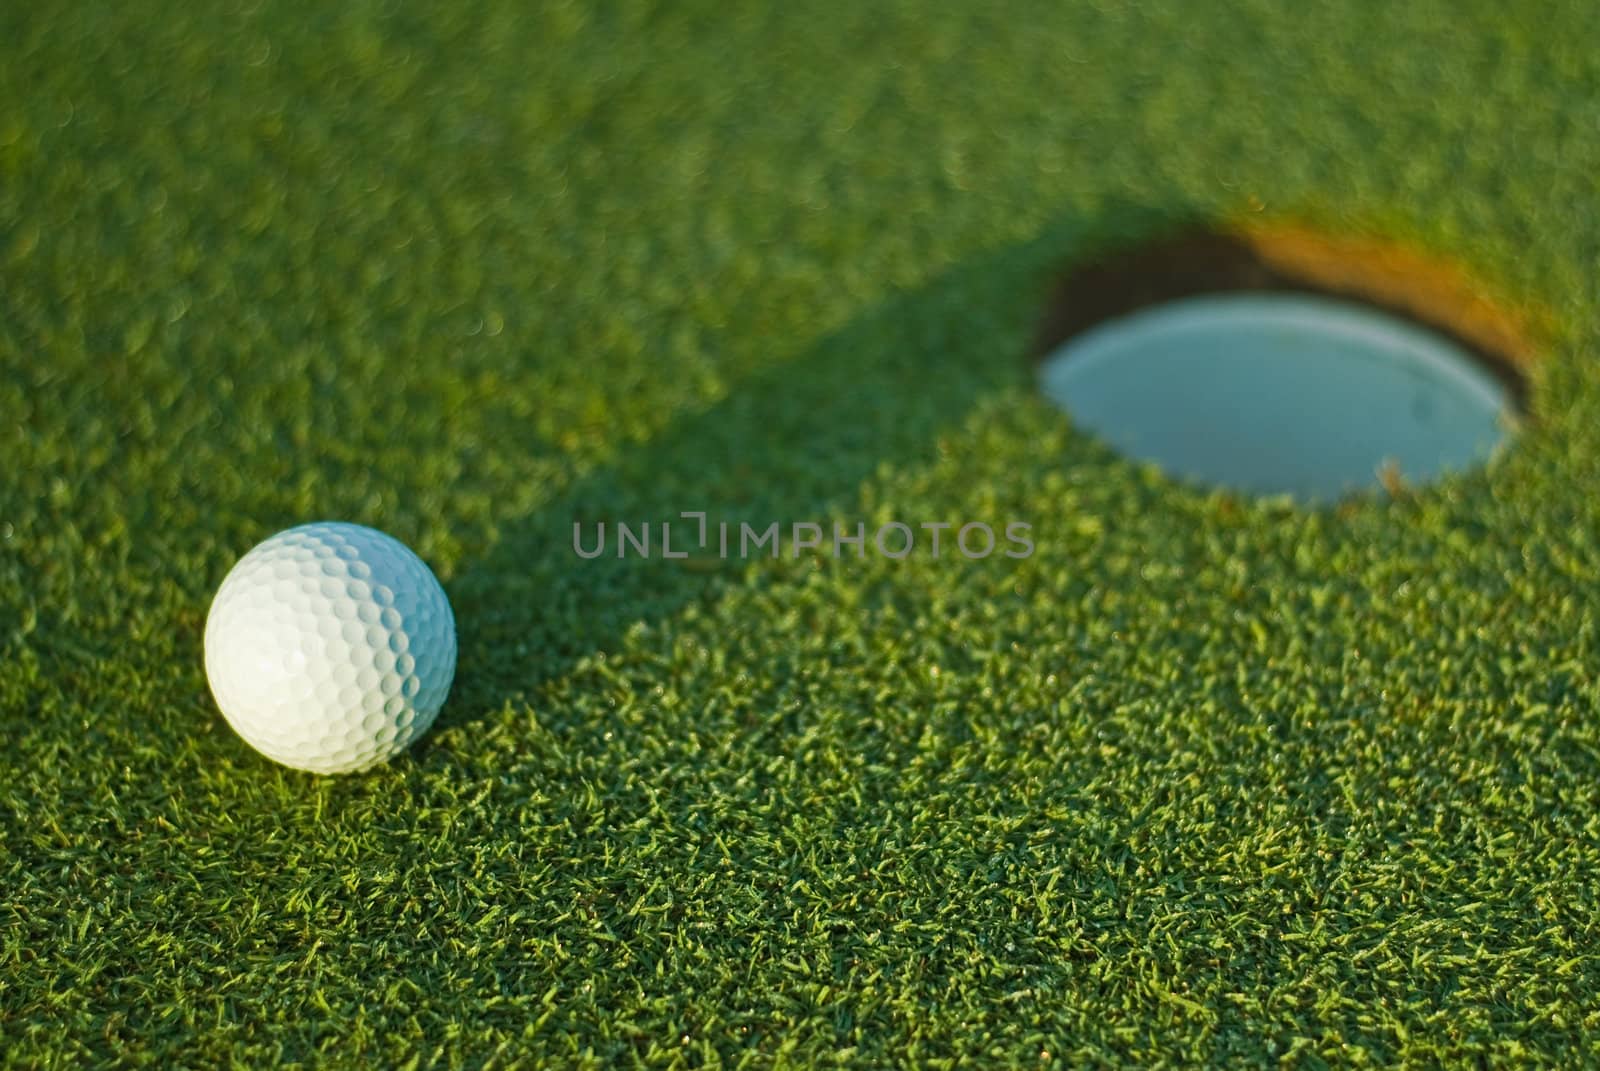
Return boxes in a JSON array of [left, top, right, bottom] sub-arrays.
[[204, 522, 457, 774]]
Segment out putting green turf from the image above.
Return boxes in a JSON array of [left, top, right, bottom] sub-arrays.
[[5, 1, 1600, 1065]]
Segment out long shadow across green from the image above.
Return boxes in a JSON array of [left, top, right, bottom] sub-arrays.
[[441, 203, 1192, 735]]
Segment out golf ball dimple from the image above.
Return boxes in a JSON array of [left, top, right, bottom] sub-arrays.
[[204, 522, 457, 774]]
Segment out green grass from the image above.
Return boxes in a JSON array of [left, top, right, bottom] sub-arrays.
[[6, 1, 1600, 1066]]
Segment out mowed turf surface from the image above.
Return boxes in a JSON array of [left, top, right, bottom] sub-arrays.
[[5, 2, 1600, 1066]]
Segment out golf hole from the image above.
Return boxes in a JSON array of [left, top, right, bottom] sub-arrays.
[[1034, 226, 1536, 501]]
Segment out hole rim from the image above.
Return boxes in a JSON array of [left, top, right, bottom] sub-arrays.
[[1032, 222, 1539, 412]]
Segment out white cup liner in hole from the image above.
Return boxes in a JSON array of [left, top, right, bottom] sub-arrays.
[[1037, 292, 1515, 500]]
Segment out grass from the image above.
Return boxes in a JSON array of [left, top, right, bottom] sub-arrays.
[[5, 0, 1600, 1066]]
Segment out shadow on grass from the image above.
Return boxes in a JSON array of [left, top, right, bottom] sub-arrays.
[[440, 201, 1199, 735]]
